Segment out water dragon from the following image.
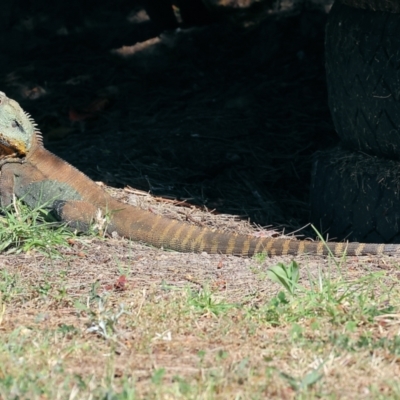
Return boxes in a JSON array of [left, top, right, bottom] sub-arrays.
[[0, 91, 398, 257]]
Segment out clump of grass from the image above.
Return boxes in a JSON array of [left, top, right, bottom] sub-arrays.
[[186, 286, 236, 317], [75, 290, 129, 342], [0, 198, 76, 254], [263, 236, 397, 327], [267, 260, 300, 295]]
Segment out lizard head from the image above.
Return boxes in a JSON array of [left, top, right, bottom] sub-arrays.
[[0, 91, 39, 157]]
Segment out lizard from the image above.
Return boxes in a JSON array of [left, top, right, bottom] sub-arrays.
[[0, 91, 398, 257]]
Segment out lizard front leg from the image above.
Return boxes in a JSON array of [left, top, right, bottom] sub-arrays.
[[0, 164, 17, 207]]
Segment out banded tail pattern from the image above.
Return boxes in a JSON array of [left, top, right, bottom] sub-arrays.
[[104, 206, 399, 257]]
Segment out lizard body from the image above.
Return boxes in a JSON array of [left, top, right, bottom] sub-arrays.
[[0, 91, 398, 257]]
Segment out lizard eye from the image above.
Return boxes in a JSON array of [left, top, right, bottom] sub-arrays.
[[12, 120, 22, 130]]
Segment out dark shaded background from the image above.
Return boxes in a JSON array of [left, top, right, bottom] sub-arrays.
[[0, 0, 338, 236]]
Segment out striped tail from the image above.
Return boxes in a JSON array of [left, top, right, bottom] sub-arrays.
[[106, 206, 399, 256]]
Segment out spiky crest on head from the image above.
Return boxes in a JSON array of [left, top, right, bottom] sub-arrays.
[[23, 109, 43, 145]]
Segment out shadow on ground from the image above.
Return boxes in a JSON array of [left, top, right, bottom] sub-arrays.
[[0, 0, 337, 236]]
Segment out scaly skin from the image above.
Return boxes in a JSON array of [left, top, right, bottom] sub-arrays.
[[0, 91, 398, 256]]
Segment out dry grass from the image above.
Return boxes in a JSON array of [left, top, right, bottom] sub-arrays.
[[2, 249, 400, 399], [1, 196, 400, 398]]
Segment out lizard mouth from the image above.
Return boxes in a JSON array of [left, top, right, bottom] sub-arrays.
[[0, 137, 26, 157]]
